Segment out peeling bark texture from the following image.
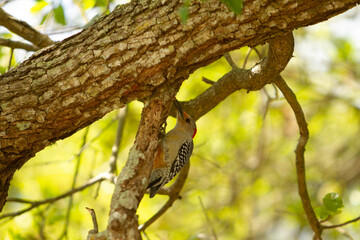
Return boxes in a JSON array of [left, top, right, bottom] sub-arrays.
[[0, 0, 358, 211]]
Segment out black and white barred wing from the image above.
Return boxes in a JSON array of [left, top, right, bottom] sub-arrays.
[[168, 140, 193, 181]]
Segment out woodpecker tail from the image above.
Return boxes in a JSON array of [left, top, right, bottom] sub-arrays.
[[147, 176, 162, 198]]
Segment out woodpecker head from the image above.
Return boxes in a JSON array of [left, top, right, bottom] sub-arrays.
[[173, 100, 197, 138]]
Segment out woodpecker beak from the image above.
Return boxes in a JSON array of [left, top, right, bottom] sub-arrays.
[[173, 100, 184, 119]]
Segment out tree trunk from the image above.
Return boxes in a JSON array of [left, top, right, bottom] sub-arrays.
[[0, 0, 358, 213]]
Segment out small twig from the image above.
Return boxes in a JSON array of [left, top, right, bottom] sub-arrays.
[[224, 52, 238, 69], [0, 38, 39, 52], [273, 74, 322, 239], [202, 76, 215, 85], [73, 0, 89, 22], [139, 163, 190, 231], [60, 127, 90, 239], [109, 106, 128, 175], [94, 106, 128, 198], [319, 215, 331, 224], [142, 230, 151, 240], [86, 207, 99, 234], [243, 47, 263, 68], [242, 48, 253, 68], [322, 216, 360, 229], [261, 93, 272, 120], [0, 8, 53, 48], [199, 196, 218, 240], [36, 205, 50, 240], [26, 115, 118, 167], [341, 230, 354, 240], [7, 47, 13, 71], [46, 26, 82, 35], [252, 47, 263, 59], [261, 84, 279, 119], [0, 0, 9, 8], [272, 83, 279, 99], [334, 227, 354, 240], [2, 174, 109, 220]]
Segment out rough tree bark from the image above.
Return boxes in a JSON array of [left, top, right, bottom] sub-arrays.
[[0, 0, 358, 221]]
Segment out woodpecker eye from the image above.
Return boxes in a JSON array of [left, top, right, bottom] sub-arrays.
[[186, 118, 190, 123]]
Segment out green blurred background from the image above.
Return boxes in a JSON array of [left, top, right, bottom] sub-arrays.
[[0, 1, 359, 239]]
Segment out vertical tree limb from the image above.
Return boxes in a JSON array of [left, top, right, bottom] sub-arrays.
[[274, 75, 323, 239], [106, 83, 181, 239]]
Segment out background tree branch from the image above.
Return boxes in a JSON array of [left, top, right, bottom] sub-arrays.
[[274, 75, 323, 239], [0, 38, 39, 52], [0, 8, 53, 48]]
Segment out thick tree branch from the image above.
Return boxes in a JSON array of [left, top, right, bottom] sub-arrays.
[[0, 38, 39, 51], [170, 31, 294, 120], [0, 8, 53, 48]]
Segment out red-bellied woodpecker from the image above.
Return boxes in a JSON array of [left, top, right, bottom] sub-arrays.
[[147, 100, 197, 198]]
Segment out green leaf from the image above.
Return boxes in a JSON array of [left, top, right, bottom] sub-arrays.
[[221, 0, 243, 15], [323, 192, 344, 212], [54, 4, 66, 25], [95, 0, 108, 7], [334, 38, 353, 61], [40, 13, 49, 25], [315, 206, 331, 220], [178, 6, 189, 23], [30, 0, 48, 13]]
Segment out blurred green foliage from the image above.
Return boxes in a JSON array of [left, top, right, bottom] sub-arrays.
[[221, 0, 243, 15], [179, 0, 243, 22], [54, 4, 66, 25], [1, 1, 360, 240]]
